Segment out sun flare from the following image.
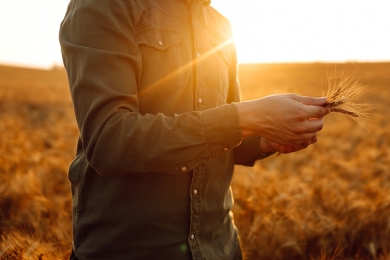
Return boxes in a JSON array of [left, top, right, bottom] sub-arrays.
[[211, 0, 390, 64]]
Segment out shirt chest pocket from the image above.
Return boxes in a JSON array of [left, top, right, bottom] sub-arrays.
[[203, 31, 232, 104], [135, 27, 185, 97], [212, 38, 231, 99]]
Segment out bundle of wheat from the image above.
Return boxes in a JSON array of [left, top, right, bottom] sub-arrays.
[[324, 70, 373, 131]]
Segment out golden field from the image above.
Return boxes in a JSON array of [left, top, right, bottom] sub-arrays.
[[0, 62, 389, 259]]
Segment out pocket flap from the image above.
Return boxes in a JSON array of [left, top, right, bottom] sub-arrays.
[[136, 26, 181, 50], [209, 32, 232, 65]]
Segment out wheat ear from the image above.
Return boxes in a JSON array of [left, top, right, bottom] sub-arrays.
[[324, 69, 373, 131]]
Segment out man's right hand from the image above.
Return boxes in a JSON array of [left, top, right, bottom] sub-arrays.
[[235, 94, 331, 146]]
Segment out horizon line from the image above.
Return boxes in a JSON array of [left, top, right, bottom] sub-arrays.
[[1, 60, 390, 71]]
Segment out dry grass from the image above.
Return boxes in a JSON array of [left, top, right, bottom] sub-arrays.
[[0, 63, 389, 259], [0, 66, 75, 259]]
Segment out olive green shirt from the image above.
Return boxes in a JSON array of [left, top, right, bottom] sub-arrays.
[[60, 0, 270, 259]]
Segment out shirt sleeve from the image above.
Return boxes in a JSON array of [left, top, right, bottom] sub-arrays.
[[59, 0, 243, 176], [233, 136, 275, 166]]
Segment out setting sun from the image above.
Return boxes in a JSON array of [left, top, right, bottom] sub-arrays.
[[211, 0, 390, 63]]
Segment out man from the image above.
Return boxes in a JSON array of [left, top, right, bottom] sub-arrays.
[[59, 0, 329, 259]]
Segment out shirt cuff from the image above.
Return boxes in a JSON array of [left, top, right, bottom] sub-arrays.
[[233, 136, 276, 166], [201, 103, 243, 157]]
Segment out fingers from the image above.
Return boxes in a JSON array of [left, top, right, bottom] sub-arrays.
[[300, 117, 324, 134], [305, 105, 331, 119], [277, 135, 318, 156], [298, 138, 315, 150], [291, 95, 328, 106], [290, 94, 331, 118], [283, 130, 318, 147]]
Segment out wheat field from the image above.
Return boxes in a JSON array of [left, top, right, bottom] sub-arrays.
[[0, 63, 389, 259]]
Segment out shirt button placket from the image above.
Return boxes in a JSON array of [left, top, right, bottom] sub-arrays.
[[189, 166, 202, 249], [196, 96, 204, 110], [191, 25, 204, 254], [195, 51, 203, 109]]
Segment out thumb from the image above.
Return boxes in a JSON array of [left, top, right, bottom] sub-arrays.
[[292, 95, 328, 106]]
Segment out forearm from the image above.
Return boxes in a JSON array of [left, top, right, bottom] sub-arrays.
[[82, 104, 242, 176]]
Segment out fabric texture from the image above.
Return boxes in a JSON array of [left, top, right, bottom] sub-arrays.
[[60, 0, 270, 259]]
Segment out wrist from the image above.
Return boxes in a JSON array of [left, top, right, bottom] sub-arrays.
[[235, 101, 256, 138]]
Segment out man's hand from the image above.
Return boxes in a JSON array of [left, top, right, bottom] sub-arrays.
[[236, 94, 330, 146], [259, 135, 318, 155]]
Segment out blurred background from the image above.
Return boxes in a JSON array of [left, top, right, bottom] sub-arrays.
[[1, 1, 390, 259]]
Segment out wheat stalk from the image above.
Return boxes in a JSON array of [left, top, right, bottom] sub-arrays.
[[324, 69, 373, 131]]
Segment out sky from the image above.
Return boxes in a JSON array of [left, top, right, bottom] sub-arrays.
[[0, 0, 389, 69]]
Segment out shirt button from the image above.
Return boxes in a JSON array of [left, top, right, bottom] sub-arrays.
[[158, 40, 162, 46], [181, 166, 187, 172], [223, 147, 229, 152], [193, 189, 198, 195], [190, 234, 195, 240], [197, 98, 203, 104], [196, 53, 201, 58]]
